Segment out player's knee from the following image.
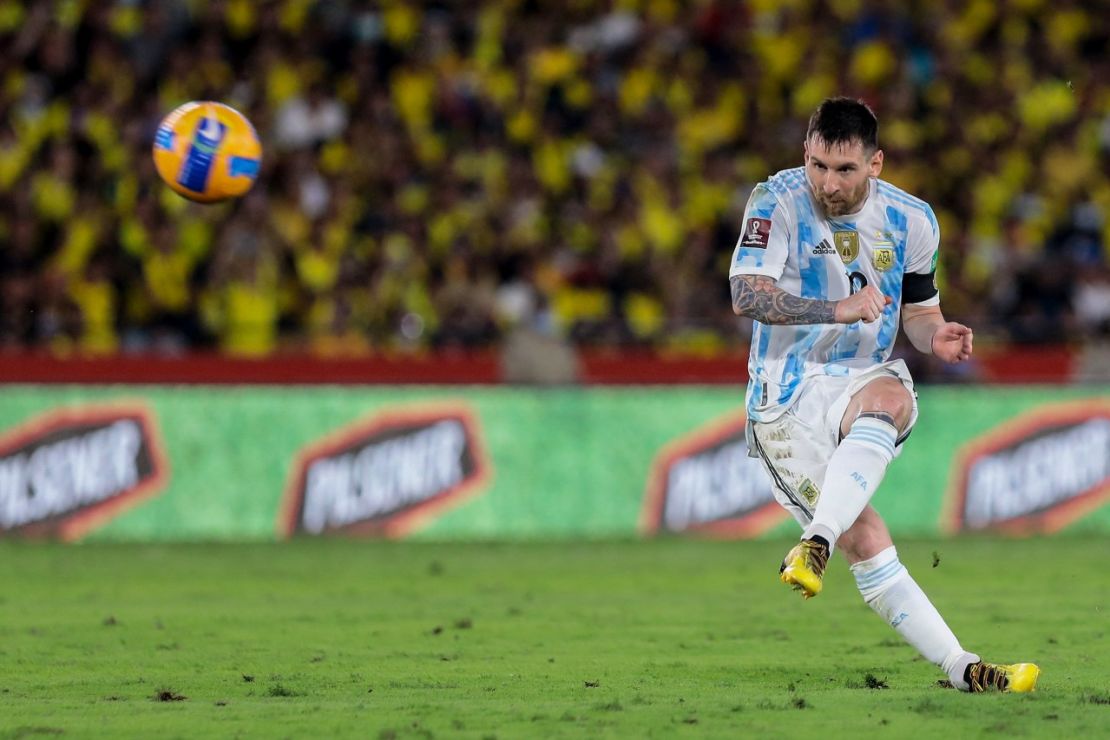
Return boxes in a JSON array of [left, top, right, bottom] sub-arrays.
[[856, 382, 912, 430]]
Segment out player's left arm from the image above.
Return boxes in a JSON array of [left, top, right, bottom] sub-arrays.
[[899, 206, 972, 364], [902, 304, 973, 364], [901, 205, 972, 363]]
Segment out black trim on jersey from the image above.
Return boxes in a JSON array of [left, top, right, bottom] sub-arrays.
[[902, 270, 938, 304], [750, 426, 813, 522]]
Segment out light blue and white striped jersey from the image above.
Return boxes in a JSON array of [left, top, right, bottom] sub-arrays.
[[730, 167, 940, 422]]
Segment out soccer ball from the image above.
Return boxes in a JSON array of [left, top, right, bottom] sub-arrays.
[[152, 101, 262, 203]]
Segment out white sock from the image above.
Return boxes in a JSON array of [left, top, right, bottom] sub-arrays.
[[851, 546, 980, 690], [803, 416, 897, 548]]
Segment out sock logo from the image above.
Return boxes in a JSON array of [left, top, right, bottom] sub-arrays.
[[851, 472, 869, 490], [891, 612, 909, 627], [640, 412, 784, 537], [944, 400, 1110, 534]]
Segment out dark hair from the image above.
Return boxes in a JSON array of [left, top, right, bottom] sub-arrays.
[[806, 97, 878, 152]]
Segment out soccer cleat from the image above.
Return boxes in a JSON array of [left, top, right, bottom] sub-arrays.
[[779, 538, 829, 599], [965, 661, 1040, 693]]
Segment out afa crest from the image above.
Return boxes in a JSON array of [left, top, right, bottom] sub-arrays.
[[873, 247, 895, 271], [798, 478, 821, 507], [834, 231, 859, 264]]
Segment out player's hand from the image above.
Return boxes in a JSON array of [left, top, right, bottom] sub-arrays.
[[931, 322, 973, 363], [834, 285, 892, 324]]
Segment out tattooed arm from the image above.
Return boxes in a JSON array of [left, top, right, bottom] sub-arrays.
[[729, 274, 837, 325], [730, 274, 891, 325]]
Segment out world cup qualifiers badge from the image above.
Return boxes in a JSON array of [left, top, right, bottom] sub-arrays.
[[740, 218, 772, 249]]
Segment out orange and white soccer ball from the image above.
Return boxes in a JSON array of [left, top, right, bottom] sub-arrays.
[[152, 101, 262, 203]]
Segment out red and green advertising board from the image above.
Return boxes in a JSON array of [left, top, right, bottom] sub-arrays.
[[0, 385, 1106, 541]]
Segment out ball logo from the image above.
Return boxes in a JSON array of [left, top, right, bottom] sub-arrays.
[[179, 116, 226, 192], [199, 114, 223, 142], [279, 404, 491, 537], [944, 400, 1110, 534], [0, 403, 169, 540], [640, 412, 784, 537]]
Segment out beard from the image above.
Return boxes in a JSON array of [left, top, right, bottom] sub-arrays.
[[813, 181, 869, 217]]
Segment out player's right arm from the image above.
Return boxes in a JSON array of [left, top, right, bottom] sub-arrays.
[[728, 184, 888, 326], [730, 275, 889, 325]]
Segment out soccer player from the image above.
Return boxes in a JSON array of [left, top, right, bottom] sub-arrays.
[[729, 97, 1039, 693]]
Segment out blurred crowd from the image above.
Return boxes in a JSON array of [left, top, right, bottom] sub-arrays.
[[2, 0, 1110, 361]]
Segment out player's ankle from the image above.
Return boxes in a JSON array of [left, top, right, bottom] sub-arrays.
[[802, 523, 837, 553], [807, 534, 830, 551], [946, 651, 980, 691], [962, 662, 978, 686]]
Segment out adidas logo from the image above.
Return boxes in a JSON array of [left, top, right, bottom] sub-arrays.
[[812, 239, 836, 255]]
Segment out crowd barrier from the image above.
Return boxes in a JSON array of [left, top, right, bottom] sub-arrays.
[[0, 344, 1081, 385]]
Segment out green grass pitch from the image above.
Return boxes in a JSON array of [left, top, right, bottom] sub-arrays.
[[0, 537, 1106, 738]]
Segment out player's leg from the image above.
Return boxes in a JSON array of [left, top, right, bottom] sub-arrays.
[[779, 374, 908, 597], [838, 503, 1039, 692], [838, 506, 979, 690], [801, 375, 910, 549], [766, 369, 1040, 691]]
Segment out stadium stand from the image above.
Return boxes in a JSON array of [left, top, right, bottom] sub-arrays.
[[2, 0, 1108, 380]]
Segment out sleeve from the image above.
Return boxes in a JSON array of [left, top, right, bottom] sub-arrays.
[[728, 184, 792, 281], [901, 205, 940, 306]]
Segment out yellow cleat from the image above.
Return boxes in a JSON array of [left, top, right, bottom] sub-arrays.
[[966, 662, 1041, 693], [779, 538, 829, 599]]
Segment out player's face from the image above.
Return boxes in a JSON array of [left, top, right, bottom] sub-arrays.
[[804, 137, 883, 217]]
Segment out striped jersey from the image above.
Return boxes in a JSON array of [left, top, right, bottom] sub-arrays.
[[729, 167, 940, 422]]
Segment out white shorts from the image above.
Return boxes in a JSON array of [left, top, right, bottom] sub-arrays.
[[747, 359, 918, 527]]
